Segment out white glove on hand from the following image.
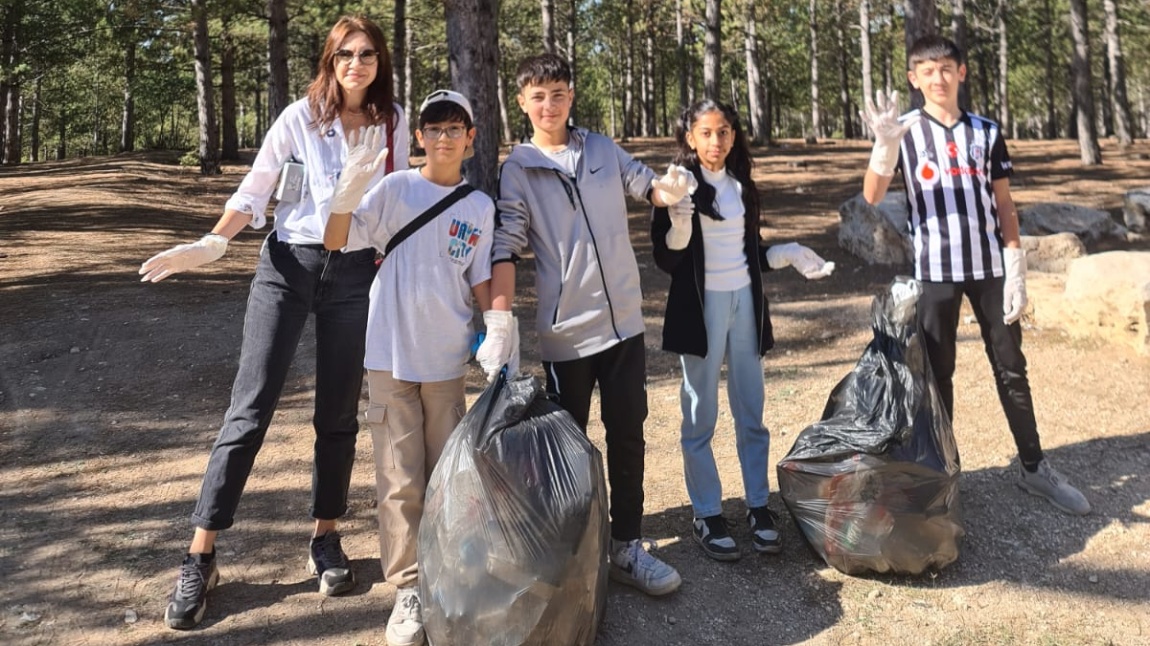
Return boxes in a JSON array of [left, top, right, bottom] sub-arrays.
[[138, 234, 228, 283], [651, 164, 698, 206], [331, 125, 390, 214], [859, 91, 921, 177], [476, 310, 520, 382], [1002, 247, 1028, 324], [665, 198, 694, 250], [766, 242, 835, 280]]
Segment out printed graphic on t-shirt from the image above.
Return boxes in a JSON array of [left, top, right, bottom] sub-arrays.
[[447, 218, 483, 264]]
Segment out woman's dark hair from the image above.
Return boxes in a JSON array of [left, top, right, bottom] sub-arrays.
[[306, 15, 396, 132], [673, 100, 759, 217]]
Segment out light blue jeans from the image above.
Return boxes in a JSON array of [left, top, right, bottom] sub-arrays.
[[679, 285, 771, 518]]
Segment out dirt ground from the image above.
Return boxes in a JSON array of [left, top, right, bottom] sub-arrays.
[[2, 138, 1148, 646]]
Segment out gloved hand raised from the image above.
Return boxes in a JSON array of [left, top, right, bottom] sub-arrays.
[[766, 242, 835, 280], [476, 310, 521, 382], [138, 234, 229, 283], [1002, 247, 1028, 324], [859, 90, 921, 177], [665, 197, 694, 250], [651, 164, 698, 206], [331, 125, 390, 214]]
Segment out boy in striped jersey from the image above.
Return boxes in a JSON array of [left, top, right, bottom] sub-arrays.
[[860, 35, 1089, 516]]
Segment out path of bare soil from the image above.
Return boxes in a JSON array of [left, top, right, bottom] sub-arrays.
[[1, 139, 1148, 646]]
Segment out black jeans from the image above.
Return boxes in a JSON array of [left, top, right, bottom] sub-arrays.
[[191, 231, 377, 530], [917, 278, 1043, 465], [543, 333, 649, 542]]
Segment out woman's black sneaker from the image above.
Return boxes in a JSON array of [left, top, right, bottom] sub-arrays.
[[692, 515, 741, 561], [747, 506, 782, 554], [165, 552, 219, 630], [308, 531, 355, 595]]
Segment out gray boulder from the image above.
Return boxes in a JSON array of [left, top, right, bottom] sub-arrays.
[[838, 192, 912, 266], [1020, 233, 1087, 274], [1122, 188, 1149, 233], [1018, 203, 1127, 241]]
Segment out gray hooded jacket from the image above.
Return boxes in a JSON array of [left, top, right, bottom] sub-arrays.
[[493, 128, 656, 361]]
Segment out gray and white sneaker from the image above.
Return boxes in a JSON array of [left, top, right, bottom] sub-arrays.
[[1018, 459, 1091, 516], [164, 552, 219, 630], [307, 531, 355, 595], [692, 516, 741, 561], [386, 586, 424, 646], [609, 538, 682, 596], [747, 506, 782, 554]]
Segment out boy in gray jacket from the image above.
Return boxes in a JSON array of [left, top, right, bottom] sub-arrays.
[[477, 53, 693, 596]]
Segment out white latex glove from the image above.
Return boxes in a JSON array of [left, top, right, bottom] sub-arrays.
[[766, 242, 836, 280], [650, 164, 698, 206], [476, 310, 520, 382], [665, 198, 694, 250], [138, 234, 229, 283], [330, 125, 389, 214], [1002, 247, 1028, 324], [859, 91, 921, 177]]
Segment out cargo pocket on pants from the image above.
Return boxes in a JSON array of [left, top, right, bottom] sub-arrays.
[[366, 403, 395, 470]]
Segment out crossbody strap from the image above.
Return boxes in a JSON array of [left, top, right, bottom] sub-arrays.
[[383, 184, 477, 259]]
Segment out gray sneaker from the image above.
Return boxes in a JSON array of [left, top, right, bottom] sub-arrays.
[[1018, 459, 1091, 515], [386, 586, 424, 646], [609, 538, 682, 596]]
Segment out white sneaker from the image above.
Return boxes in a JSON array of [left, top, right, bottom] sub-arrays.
[[386, 586, 425, 646], [1018, 459, 1091, 516], [609, 538, 682, 596]]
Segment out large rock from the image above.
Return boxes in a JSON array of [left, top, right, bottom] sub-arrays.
[[1122, 188, 1149, 233], [838, 192, 912, 266], [1018, 203, 1128, 241], [1059, 251, 1150, 355], [1020, 233, 1087, 274]]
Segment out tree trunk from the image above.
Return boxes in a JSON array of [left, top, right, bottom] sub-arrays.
[[1043, 0, 1057, 138], [744, 0, 766, 144], [404, 18, 414, 134], [221, 26, 239, 160], [192, 0, 220, 174], [567, 0, 576, 123], [859, 0, 873, 112], [835, 0, 853, 139], [624, 0, 634, 138], [643, 0, 655, 136], [56, 108, 66, 160], [808, 0, 820, 141], [903, 0, 937, 109], [703, 0, 721, 101], [394, 0, 407, 111], [996, 0, 1008, 136], [444, 0, 500, 195], [30, 74, 39, 161], [266, 0, 290, 123], [497, 71, 512, 142], [1068, 0, 1101, 164], [120, 39, 136, 152], [542, 0, 556, 54], [677, 0, 688, 111], [1, 0, 23, 165], [1102, 0, 1134, 145], [951, 0, 970, 109]]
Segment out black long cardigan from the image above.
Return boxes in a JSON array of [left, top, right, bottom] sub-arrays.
[[650, 164, 775, 358]]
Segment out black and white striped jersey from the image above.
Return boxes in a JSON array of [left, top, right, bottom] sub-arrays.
[[896, 110, 1013, 282]]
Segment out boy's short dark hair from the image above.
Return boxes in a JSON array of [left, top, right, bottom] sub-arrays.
[[515, 53, 571, 90], [418, 101, 472, 130], [908, 35, 964, 69]]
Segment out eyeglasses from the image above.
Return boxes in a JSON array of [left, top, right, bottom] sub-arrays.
[[334, 49, 379, 66], [421, 125, 468, 140]]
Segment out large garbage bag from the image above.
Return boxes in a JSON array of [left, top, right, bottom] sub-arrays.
[[418, 372, 609, 646], [777, 277, 963, 575]]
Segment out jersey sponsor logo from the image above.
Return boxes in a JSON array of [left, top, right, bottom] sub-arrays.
[[915, 159, 941, 188], [946, 141, 959, 158], [447, 218, 483, 264]]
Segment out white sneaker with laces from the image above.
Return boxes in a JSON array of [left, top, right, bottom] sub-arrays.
[[608, 538, 682, 596], [1017, 459, 1091, 516], [386, 586, 425, 646]]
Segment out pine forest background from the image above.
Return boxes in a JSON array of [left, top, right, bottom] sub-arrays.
[[1, 0, 1147, 189]]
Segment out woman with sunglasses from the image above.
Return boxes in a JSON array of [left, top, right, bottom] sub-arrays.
[[138, 15, 409, 630]]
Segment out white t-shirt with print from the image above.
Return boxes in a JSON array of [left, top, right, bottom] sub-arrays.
[[345, 168, 495, 382]]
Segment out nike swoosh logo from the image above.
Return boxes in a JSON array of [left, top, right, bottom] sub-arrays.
[[589, 166, 603, 174]]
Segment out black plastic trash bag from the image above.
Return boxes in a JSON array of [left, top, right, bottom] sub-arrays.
[[418, 372, 609, 646], [777, 277, 963, 575]]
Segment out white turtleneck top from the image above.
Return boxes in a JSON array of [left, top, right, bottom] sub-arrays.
[[698, 166, 751, 291]]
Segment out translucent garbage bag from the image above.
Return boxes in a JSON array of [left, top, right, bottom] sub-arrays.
[[419, 371, 609, 646], [777, 276, 963, 575]]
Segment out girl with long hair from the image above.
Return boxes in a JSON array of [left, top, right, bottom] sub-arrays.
[[139, 15, 409, 629], [651, 100, 833, 562]]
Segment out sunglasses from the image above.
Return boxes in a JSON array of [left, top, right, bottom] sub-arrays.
[[334, 49, 379, 66]]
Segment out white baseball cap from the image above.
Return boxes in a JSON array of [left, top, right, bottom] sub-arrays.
[[419, 89, 474, 121]]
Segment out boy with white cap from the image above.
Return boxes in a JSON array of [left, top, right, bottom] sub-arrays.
[[325, 89, 496, 646]]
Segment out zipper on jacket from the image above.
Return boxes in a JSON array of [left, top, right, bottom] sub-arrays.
[[561, 169, 623, 342]]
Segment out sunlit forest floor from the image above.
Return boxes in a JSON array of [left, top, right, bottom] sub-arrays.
[[2, 138, 1148, 645]]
